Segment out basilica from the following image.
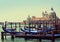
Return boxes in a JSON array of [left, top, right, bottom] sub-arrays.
[[24, 8, 60, 28]]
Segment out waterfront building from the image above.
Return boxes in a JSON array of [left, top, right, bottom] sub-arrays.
[[23, 8, 60, 28]]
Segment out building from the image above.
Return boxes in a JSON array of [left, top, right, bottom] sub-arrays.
[[24, 8, 60, 28]]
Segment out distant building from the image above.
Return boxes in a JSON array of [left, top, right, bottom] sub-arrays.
[[23, 8, 60, 28], [30, 8, 59, 21]]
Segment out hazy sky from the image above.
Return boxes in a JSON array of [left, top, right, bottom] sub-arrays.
[[0, 0, 60, 22]]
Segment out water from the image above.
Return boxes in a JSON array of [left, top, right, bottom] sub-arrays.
[[0, 25, 60, 42]]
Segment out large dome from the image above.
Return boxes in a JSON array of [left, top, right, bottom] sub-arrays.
[[48, 8, 57, 20], [49, 8, 56, 15]]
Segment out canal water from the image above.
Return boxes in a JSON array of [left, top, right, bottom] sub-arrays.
[[0, 25, 60, 42]]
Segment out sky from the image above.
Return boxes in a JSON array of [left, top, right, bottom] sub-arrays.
[[0, 0, 60, 22]]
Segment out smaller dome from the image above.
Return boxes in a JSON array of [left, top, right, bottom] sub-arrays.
[[44, 11, 48, 16], [45, 11, 47, 13], [44, 11, 48, 14]]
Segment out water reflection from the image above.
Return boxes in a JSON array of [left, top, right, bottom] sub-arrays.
[[1, 38, 60, 42], [1, 37, 40, 42]]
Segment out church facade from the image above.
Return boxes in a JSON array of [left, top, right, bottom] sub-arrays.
[[25, 8, 60, 27]]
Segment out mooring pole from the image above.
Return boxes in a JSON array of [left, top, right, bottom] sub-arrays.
[[51, 31, 55, 42], [1, 32, 4, 41], [15, 23, 17, 30], [11, 33, 14, 42], [5, 21, 7, 40], [19, 23, 21, 32]]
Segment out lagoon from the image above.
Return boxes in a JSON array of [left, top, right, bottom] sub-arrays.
[[0, 25, 60, 42]]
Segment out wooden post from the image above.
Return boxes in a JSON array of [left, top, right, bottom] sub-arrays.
[[11, 23, 13, 29], [29, 22, 30, 32], [5, 21, 7, 40], [11, 33, 14, 42], [43, 20, 44, 31], [39, 20, 41, 28], [15, 23, 17, 30], [51, 31, 55, 42], [19, 23, 21, 32], [24, 21, 26, 30], [46, 21, 47, 30], [39, 39, 41, 42], [1, 32, 4, 41], [31, 22, 33, 27], [39, 35, 41, 42]]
